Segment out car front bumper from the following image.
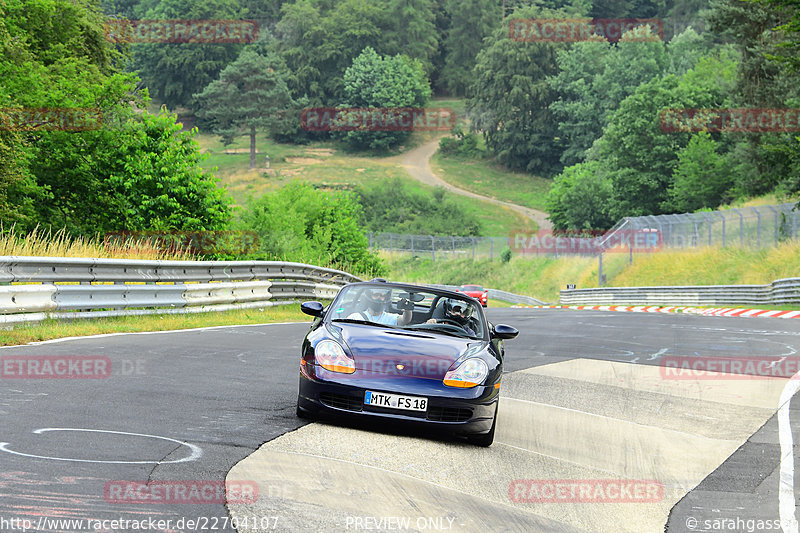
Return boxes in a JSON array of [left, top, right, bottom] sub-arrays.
[[297, 370, 498, 436]]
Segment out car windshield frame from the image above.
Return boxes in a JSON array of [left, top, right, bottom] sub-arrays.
[[327, 282, 488, 340]]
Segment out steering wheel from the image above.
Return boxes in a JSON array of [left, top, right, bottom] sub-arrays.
[[437, 318, 465, 327]]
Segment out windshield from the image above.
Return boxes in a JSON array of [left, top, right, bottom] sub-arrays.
[[329, 284, 486, 338]]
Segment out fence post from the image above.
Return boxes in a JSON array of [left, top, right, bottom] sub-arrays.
[[598, 253, 604, 286], [431, 235, 435, 261], [490, 238, 494, 260], [767, 205, 779, 244], [752, 207, 761, 247], [389, 233, 393, 253], [411, 235, 414, 255], [471, 237, 475, 260], [368, 232, 373, 249]]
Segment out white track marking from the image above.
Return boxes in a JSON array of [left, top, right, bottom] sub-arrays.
[[0, 428, 203, 464], [780, 379, 800, 533]]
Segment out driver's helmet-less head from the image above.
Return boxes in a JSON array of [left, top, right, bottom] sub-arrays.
[[444, 298, 472, 322], [365, 288, 391, 313]]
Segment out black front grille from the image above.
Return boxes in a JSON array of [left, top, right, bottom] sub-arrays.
[[427, 406, 472, 422], [319, 392, 363, 412]]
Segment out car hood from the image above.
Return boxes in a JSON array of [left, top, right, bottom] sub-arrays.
[[332, 323, 487, 378]]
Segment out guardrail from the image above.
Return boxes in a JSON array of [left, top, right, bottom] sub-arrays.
[[0, 256, 362, 324], [559, 278, 800, 306]]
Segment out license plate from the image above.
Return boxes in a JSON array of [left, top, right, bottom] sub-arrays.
[[364, 391, 427, 412]]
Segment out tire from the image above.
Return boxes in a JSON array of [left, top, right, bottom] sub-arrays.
[[467, 408, 497, 447]]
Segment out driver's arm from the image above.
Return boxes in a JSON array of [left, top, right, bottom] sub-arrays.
[[398, 309, 412, 326]]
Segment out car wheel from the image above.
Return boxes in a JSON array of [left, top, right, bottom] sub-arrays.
[[467, 406, 497, 447]]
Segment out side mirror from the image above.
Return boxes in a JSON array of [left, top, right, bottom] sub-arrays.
[[491, 324, 519, 340], [301, 301, 324, 317]]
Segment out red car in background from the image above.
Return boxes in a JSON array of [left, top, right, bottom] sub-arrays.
[[457, 285, 488, 307]]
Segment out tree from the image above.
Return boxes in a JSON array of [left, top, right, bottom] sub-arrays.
[[338, 47, 431, 150], [468, 6, 566, 175], [385, 0, 439, 75], [194, 48, 294, 169], [546, 161, 615, 230], [547, 38, 612, 166], [440, 0, 501, 96], [31, 109, 231, 234], [667, 132, 734, 212], [132, 0, 245, 109], [588, 51, 737, 218], [709, 0, 800, 200], [666, 26, 713, 75], [273, 0, 394, 105], [107, 110, 231, 231]]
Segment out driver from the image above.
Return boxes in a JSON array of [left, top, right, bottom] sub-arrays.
[[348, 288, 412, 326], [428, 298, 476, 335]]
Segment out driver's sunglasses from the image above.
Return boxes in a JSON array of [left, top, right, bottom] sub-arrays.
[[370, 291, 390, 301]]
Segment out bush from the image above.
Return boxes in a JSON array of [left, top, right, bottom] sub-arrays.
[[438, 127, 481, 158], [356, 178, 482, 236], [500, 246, 512, 263], [237, 182, 384, 275]]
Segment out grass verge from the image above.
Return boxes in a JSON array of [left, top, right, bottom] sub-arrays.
[[0, 305, 311, 347], [431, 151, 552, 212]]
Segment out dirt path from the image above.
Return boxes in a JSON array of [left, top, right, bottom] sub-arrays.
[[392, 137, 552, 230]]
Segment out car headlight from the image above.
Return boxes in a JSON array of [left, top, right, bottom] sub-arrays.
[[443, 358, 489, 388], [314, 340, 355, 374]]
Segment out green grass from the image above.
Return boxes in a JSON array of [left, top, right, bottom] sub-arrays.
[[431, 152, 552, 212], [0, 305, 312, 347], [197, 132, 537, 236], [384, 240, 800, 304]]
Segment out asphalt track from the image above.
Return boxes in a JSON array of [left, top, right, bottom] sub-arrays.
[[1, 309, 800, 532]]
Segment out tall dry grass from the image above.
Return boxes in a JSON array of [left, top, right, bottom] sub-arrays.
[[0, 226, 195, 260]]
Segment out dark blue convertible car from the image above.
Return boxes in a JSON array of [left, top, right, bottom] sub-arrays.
[[296, 280, 518, 446]]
